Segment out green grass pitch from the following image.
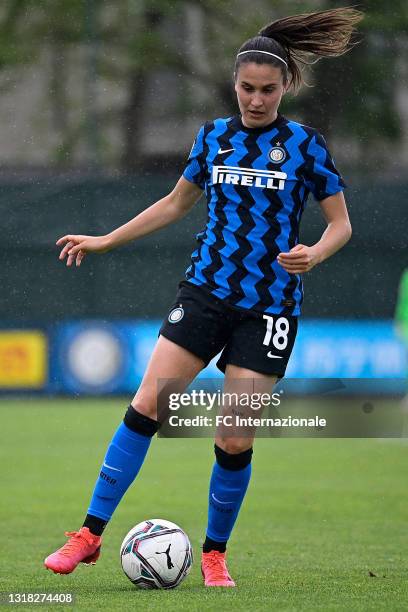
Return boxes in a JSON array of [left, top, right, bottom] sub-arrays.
[[1, 399, 407, 611]]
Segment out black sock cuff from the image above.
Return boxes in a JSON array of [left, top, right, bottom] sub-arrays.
[[214, 444, 253, 471], [83, 514, 107, 537], [203, 536, 227, 553], [124, 405, 160, 437]]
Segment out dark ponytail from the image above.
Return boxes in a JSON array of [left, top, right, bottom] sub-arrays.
[[235, 7, 364, 91]]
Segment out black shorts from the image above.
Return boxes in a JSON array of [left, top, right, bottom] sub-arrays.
[[159, 282, 298, 377]]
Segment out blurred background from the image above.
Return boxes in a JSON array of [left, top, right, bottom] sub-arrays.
[[0, 0, 407, 395]]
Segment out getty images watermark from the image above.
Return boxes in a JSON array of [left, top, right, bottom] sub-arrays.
[[155, 378, 406, 438], [167, 389, 326, 430]]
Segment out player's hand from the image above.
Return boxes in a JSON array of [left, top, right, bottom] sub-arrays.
[[277, 244, 321, 274], [56, 234, 110, 267]]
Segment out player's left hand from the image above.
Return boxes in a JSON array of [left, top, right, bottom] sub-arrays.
[[277, 244, 321, 274]]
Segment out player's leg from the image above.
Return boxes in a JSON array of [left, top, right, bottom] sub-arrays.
[[201, 366, 277, 587], [84, 335, 205, 530], [202, 311, 298, 586], [44, 336, 204, 574]]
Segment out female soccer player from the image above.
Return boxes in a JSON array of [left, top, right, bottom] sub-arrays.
[[45, 7, 361, 586]]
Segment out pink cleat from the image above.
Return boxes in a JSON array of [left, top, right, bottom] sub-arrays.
[[44, 527, 102, 575], [201, 550, 236, 587]]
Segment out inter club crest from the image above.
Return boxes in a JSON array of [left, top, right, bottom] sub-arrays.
[[269, 147, 286, 163]]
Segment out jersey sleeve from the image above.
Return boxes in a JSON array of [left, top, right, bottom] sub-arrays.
[[303, 132, 346, 201], [183, 125, 206, 191]]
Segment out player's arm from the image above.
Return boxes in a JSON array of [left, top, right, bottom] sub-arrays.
[[57, 176, 203, 267], [277, 191, 352, 274]]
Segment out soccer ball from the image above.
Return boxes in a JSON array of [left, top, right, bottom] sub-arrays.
[[120, 519, 193, 589]]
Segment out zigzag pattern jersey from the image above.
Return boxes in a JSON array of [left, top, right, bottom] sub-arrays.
[[182, 114, 345, 316]]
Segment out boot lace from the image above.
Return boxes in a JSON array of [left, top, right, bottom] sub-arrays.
[[204, 551, 229, 580], [58, 530, 93, 557]]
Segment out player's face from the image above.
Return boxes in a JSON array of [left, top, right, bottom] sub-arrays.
[[234, 62, 286, 128]]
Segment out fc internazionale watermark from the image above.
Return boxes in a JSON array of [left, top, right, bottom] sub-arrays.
[[167, 413, 326, 429]]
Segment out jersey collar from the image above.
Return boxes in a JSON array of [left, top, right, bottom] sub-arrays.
[[230, 113, 286, 134]]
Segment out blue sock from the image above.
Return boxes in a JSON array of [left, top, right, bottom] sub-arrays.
[[206, 461, 252, 543], [87, 422, 152, 522]]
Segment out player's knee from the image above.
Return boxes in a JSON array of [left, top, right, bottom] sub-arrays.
[[216, 437, 253, 455], [131, 386, 158, 420], [214, 442, 253, 469], [130, 400, 156, 420]]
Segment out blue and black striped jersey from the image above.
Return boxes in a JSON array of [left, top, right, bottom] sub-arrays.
[[183, 114, 345, 316]]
